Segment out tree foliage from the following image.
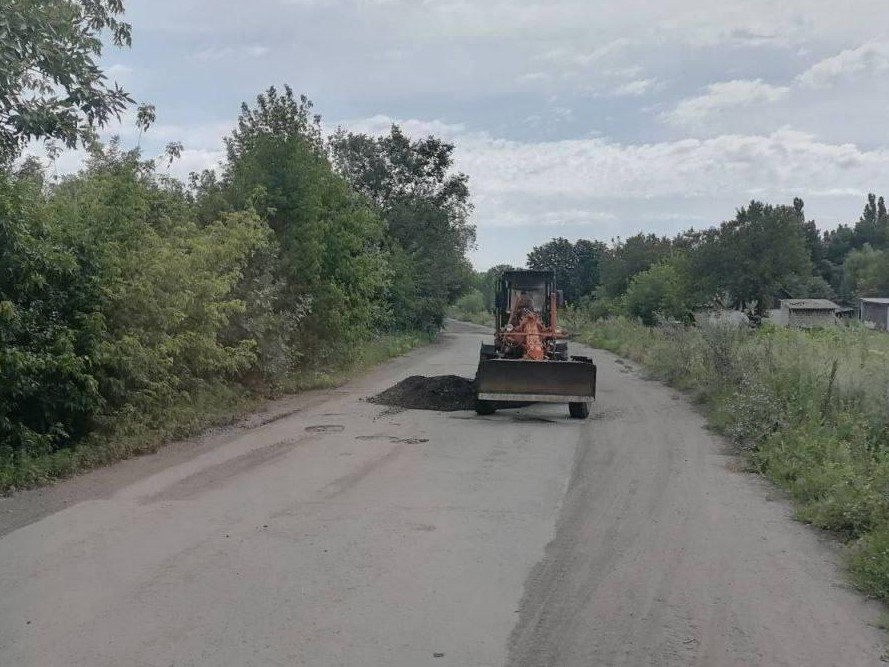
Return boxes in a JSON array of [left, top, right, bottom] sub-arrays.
[[599, 233, 673, 298], [844, 246, 889, 297], [0, 172, 103, 453], [1, 144, 281, 456], [218, 86, 390, 355], [526, 237, 605, 304], [689, 201, 811, 312], [624, 259, 694, 325], [330, 124, 475, 331], [0, 0, 134, 162], [521, 197, 867, 324], [0, 73, 477, 461]]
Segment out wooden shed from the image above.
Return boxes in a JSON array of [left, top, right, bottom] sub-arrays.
[[860, 298, 889, 331], [777, 299, 839, 328]]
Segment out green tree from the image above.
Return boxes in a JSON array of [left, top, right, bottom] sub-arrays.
[[527, 237, 577, 299], [0, 0, 134, 162], [329, 124, 475, 331], [526, 238, 606, 303], [574, 239, 606, 300], [690, 201, 811, 313], [843, 245, 889, 297], [479, 264, 515, 310], [599, 233, 674, 298], [793, 197, 826, 268], [623, 258, 694, 325], [0, 171, 104, 454], [221, 87, 389, 354], [853, 193, 889, 250], [1, 140, 282, 455]]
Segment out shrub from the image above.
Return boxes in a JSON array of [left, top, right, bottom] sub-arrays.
[[0, 174, 104, 456], [1, 146, 286, 458]]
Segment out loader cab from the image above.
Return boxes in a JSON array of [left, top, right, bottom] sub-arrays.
[[495, 270, 559, 330]]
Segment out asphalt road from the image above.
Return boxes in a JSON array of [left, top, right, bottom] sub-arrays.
[[0, 320, 885, 666]]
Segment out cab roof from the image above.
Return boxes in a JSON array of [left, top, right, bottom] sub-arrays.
[[502, 270, 555, 287]]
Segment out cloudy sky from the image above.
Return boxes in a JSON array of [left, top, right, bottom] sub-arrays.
[[70, 0, 889, 267]]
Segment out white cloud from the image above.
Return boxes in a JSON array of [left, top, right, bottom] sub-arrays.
[[665, 79, 790, 125], [515, 71, 550, 85], [797, 40, 889, 88], [335, 114, 468, 139], [346, 118, 889, 230], [192, 44, 269, 62], [537, 38, 631, 68], [165, 149, 225, 179], [452, 123, 888, 263], [613, 79, 657, 97], [485, 208, 618, 228], [106, 63, 133, 76], [456, 128, 884, 201], [28, 0, 889, 266]]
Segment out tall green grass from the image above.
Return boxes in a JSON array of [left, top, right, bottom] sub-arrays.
[[447, 289, 493, 327], [567, 311, 889, 600]]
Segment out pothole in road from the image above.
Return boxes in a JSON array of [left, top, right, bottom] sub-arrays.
[[355, 434, 429, 444], [304, 424, 345, 433], [588, 407, 623, 421], [368, 375, 476, 412], [514, 415, 555, 423]]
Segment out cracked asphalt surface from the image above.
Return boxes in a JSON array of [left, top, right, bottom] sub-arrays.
[[0, 320, 884, 665]]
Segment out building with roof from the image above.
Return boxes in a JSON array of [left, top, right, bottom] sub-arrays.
[[772, 299, 839, 328], [860, 298, 889, 331]]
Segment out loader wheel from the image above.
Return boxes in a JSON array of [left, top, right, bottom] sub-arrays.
[[475, 399, 496, 415], [569, 401, 590, 419]]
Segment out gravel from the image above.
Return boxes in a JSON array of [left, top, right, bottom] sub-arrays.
[[369, 375, 476, 412]]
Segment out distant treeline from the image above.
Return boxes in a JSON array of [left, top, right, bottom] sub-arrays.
[[462, 196, 889, 325], [1, 85, 475, 460]]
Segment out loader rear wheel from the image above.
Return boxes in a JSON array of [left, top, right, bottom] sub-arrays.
[[475, 399, 496, 415], [569, 401, 590, 419]]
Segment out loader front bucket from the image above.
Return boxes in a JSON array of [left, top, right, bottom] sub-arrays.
[[476, 358, 596, 403]]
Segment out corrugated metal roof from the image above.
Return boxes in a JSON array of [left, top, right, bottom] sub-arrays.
[[780, 299, 839, 310], [861, 297, 889, 305]]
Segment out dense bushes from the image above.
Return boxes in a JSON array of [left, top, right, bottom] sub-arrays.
[[448, 289, 490, 326], [0, 88, 475, 484], [0, 174, 104, 456], [218, 91, 390, 357], [329, 124, 475, 332], [1, 146, 281, 461], [569, 314, 889, 599]]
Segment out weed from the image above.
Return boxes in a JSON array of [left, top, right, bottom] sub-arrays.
[[572, 316, 889, 601]]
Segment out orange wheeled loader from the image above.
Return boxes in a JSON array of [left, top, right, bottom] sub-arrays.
[[475, 270, 596, 418]]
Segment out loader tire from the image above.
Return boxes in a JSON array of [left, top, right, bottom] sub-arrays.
[[569, 401, 590, 419], [475, 399, 496, 415]]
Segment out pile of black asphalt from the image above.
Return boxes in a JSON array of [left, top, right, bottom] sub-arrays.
[[369, 375, 477, 412]]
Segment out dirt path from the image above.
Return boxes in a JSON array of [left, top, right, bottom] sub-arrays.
[[0, 322, 884, 665]]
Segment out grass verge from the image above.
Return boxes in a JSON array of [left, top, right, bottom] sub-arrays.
[[447, 307, 493, 327], [0, 331, 432, 494], [564, 311, 889, 601]]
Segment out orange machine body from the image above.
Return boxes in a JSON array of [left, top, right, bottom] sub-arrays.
[[498, 291, 564, 361]]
